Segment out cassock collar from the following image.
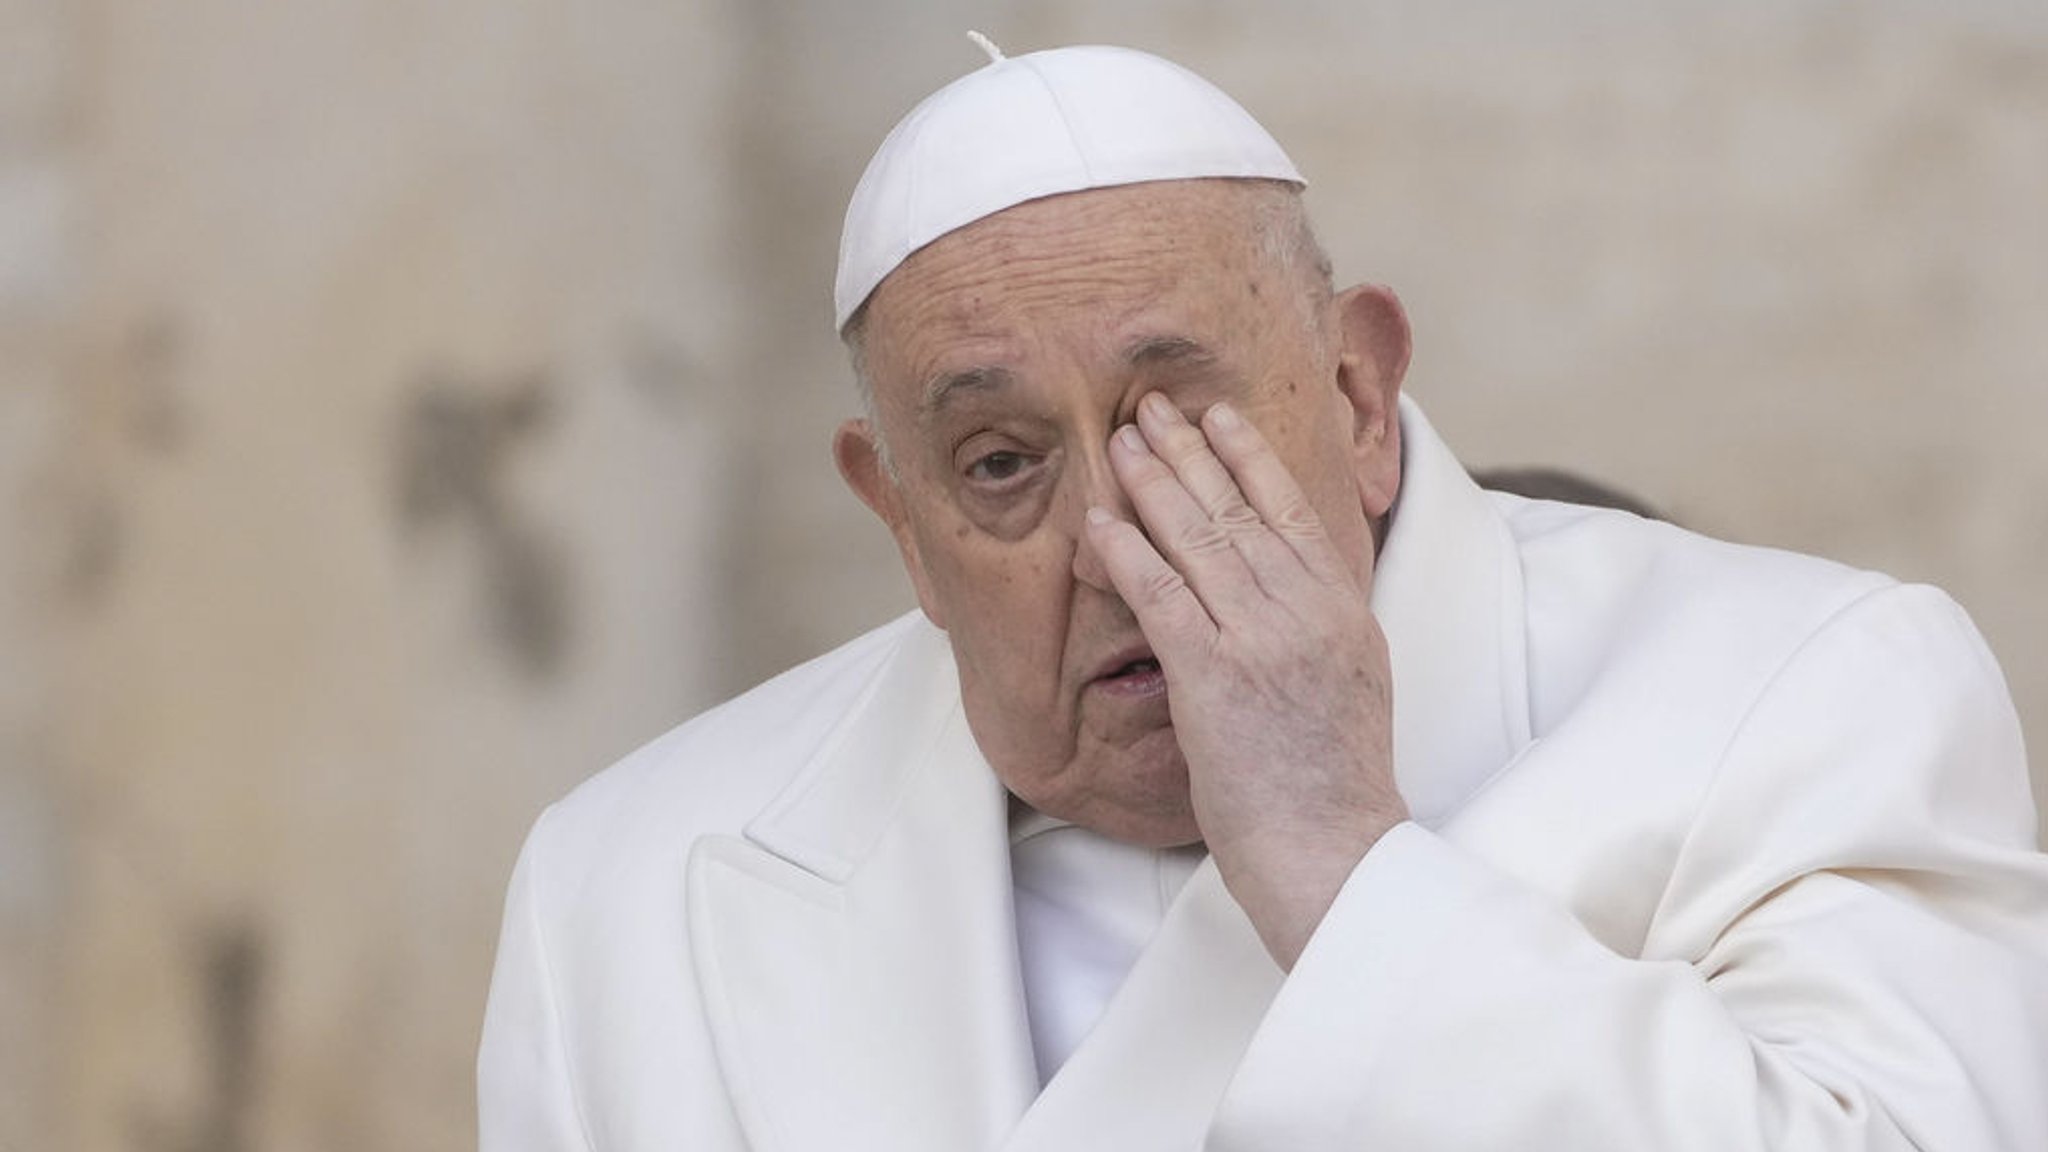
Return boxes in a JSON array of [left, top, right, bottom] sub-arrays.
[[1371, 395, 1534, 825]]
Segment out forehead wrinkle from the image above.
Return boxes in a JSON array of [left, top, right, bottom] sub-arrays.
[[870, 183, 1281, 407], [896, 206, 1210, 323], [926, 251, 1175, 335]]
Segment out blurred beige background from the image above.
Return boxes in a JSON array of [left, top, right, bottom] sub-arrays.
[[2, 1, 2042, 1149]]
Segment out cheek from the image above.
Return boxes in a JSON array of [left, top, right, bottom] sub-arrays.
[[916, 528, 1073, 690], [934, 537, 1088, 783]]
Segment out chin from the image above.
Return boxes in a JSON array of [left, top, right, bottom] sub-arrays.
[[1047, 733, 1203, 848]]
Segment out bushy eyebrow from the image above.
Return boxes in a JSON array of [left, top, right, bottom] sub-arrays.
[[919, 365, 1015, 421], [1124, 334, 1221, 370]]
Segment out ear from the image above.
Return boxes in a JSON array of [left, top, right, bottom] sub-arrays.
[[833, 418, 946, 630], [1332, 284, 1411, 519]]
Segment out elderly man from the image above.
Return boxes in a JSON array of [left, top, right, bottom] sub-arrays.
[[478, 41, 2048, 1151]]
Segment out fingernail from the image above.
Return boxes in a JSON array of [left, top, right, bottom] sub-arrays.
[[1208, 402, 1241, 430], [1141, 392, 1176, 422], [1086, 506, 1113, 527], [1115, 424, 1148, 454]]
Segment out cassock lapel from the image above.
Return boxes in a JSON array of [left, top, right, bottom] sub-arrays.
[[685, 622, 1038, 1152], [999, 859, 1282, 1152], [1372, 395, 1535, 826]]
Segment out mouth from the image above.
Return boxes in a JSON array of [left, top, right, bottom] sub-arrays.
[[1091, 649, 1167, 698]]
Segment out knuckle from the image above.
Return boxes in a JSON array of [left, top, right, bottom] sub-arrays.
[[1270, 497, 1325, 536], [1212, 499, 1263, 531], [1138, 564, 1190, 606], [1171, 520, 1233, 557]]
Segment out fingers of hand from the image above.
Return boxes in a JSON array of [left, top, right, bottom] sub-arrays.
[[1196, 401, 1352, 589], [1083, 506, 1217, 654], [1135, 393, 1261, 528], [1108, 419, 1268, 614], [1123, 395, 1307, 601]]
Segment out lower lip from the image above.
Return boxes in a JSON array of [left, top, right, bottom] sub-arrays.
[[1093, 665, 1167, 698]]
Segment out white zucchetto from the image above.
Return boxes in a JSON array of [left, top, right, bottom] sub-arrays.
[[834, 39, 1305, 331]]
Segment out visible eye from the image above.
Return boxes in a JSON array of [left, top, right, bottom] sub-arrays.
[[967, 451, 1030, 483], [951, 437, 1056, 537]]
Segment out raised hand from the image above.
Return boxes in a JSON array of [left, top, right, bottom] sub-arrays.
[[1084, 392, 1408, 969]]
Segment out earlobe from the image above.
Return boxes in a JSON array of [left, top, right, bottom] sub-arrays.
[[1333, 285, 1411, 518], [832, 418, 947, 629]]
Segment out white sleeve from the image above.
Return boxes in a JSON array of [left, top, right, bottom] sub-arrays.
[[478, 809, 595, 1152], [1209, 586, 2048, 1150]]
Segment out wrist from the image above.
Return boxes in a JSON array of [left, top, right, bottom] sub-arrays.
[[1211, 806, 1406, 970]]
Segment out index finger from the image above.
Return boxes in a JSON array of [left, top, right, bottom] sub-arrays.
[[1083, 505, 1219, 666]]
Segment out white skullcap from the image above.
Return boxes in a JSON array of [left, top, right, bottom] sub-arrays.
[[834, 39, 1305, 331]]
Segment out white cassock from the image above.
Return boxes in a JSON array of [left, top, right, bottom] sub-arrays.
[[1009, 801, 1205, 1086], [478, 397, 2048, 1151]]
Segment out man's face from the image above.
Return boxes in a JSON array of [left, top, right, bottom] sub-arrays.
[[839, 180, 1404, 847]]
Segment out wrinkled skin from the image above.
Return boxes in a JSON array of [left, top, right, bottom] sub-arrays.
[[836, 180, 1414, 966]]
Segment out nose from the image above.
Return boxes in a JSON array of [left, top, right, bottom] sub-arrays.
[[1069, 436, 1129, 594], [1073, 529, 1115, 592]]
